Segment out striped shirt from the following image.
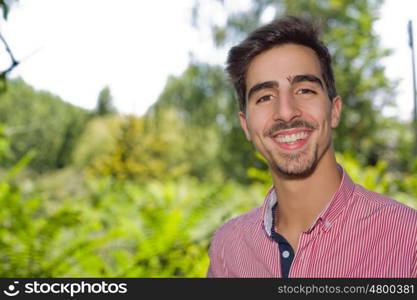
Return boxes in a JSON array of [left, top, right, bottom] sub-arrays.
[[207, 166, 417, 278]]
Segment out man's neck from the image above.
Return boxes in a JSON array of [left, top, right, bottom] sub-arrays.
[[271, 150, 342, 236]]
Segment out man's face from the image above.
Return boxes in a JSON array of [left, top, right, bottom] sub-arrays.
[[239, 43, 342, 177]]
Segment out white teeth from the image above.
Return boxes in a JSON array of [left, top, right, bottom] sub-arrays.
[[275, 132, 309, 143]]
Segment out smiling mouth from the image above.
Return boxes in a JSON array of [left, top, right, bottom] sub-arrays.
[[271, 129, 313, 150], [274, 131, 310, 143]]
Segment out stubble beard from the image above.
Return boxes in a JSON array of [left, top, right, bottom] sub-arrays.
[[268, 138, 331, 178]]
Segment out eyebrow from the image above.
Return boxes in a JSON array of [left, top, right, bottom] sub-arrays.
[[289, 74, 324, 88], [247, 81, 279, 101]]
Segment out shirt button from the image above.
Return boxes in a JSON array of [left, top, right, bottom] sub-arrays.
[[282, 250, 290, 258]]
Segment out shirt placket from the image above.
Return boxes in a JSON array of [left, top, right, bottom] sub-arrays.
[[288, 223, 322, 277]]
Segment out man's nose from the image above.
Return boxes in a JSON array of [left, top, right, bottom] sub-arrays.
[[272, 90, 301, 122]]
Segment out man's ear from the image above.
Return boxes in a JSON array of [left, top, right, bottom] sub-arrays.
[[330, 96, 342, 128], [239, 111, 251, 141]]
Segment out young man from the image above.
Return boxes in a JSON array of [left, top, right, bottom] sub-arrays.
[[207, 16, 417, 278]]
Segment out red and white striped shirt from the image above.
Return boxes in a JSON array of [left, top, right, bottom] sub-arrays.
[[207, 166, 417, 278]]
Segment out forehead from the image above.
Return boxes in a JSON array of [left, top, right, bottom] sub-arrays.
[[246, 43, 323, 88]]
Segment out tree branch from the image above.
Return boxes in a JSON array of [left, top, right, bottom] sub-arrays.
[[0, 32, 19, 79]]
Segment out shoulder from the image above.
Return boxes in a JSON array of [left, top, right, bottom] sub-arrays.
[[211, 205, 263, 244], [352, 184, 417, 229], [214, 206, 262, 238]]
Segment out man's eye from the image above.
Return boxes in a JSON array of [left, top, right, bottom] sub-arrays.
[[296, 88, 316, 95], [256, 95, 273, 103]]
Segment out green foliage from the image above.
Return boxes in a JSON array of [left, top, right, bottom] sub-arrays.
[[247, 152, 273, 187], [336, 151, 393, 195], [75, 108, 225, 182], [366, 117, 414, 172], [0, 152, 265, 277], [0, 139, 94, 277], [148, 62, 261, 182], [0, 79, 90, 171], [94, 86, 117, 116], [0, 182, 88, 276], [0, 124, 11, 162], [75, 176, 241, 277], [150, 63, 230, 128], [74, 112, 193, 181], [2, 132, 264, 277]]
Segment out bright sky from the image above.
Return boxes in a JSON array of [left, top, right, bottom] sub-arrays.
[[0, 0, 416, 121]]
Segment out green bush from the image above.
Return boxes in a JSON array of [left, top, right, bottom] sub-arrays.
[[0, 164, 266, 277]]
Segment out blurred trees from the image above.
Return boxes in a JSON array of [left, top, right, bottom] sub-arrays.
[[94, 86, 117, 116], [75, 112, 191, 181], [148, 63, 244, 181], [74, 108, 223, 182], [0, 79, 89, 171], [0, 129, 264, 276]]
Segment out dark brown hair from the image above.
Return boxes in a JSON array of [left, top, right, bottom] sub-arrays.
[[226, 16, 337, 113]]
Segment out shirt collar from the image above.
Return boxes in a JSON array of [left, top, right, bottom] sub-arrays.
[[262, 164, 356, 237], [263, 187, 277, 237]]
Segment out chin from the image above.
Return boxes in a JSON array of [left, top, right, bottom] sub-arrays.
[[272, 148, 319, 178]]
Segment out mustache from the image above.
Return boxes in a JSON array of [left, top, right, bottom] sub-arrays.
[[264, 120, 317, 137]]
